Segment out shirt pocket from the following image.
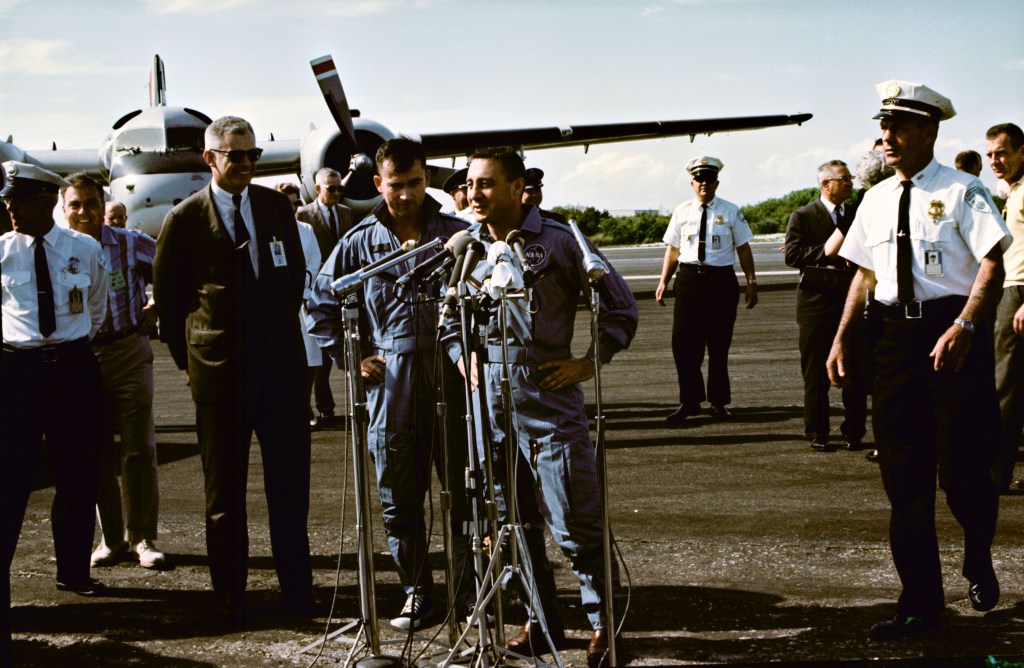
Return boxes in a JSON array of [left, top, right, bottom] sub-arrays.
[[0, 269, 33, 306], [910, 217, 956, 245], [681, 221, 701, 248], [53, 271, 92, 307], [865, 225, 893, 275]]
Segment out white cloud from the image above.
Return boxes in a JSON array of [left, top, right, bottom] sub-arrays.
[[0, 39, 133, 77], [0, 0, 25, 13], [1005, 58, 1024, 71], [641, 5, 665, 16]]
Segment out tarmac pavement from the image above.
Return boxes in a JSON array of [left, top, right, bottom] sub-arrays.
[[7, 279, 1024, 667]]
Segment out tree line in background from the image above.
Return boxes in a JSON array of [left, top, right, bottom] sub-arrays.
[[555, 188, 1008, 246]]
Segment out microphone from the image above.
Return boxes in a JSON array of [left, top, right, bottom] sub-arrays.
[[485, 241, 525, 297], [331, 238, 440, 297], [339, 153, 374, 196], [395, 230, 471, 289], [442, 240, 484, 319], [506, 229, 536, 285], [567, 218, 606, 282]]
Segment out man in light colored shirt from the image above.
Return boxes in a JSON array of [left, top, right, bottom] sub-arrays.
[[62, 173, 165, 572], [1, 161, 109, 663], [986, 122, 1024, 492], [657, 156, 758, 424]]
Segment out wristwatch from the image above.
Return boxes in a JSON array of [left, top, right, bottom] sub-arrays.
[[953, 318, 975, 333]]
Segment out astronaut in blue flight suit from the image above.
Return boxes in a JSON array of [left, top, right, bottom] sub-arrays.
[[308, 138, 470, 631], [443, 147, 638, 666]]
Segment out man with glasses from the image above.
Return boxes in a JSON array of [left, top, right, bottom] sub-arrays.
[[656, 156, 758, 424], [297, 168, 352, 426], [154, 116, 318, 624], [785, 160, 867, 451]]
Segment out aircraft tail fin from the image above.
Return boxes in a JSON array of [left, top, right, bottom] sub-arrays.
[[149, 54, 167, 107]]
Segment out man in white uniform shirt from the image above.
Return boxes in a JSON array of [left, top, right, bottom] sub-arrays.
[[827, 81, 1010, 641], [656, 156, 758, 424], [1, 161, 109, 663]]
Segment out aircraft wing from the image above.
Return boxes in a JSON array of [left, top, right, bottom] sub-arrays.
[[417, 113, 813, 158], [254, 138, 301, 176], [1, 142, 105, 179]]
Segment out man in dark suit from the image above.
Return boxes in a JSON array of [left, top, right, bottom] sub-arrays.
[[296, 167, 353, 425], [153, 116, 317, 622], [785, 159, 867, 451]]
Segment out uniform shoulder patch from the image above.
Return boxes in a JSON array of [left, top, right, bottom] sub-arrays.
[[965, 185, 993, 214]]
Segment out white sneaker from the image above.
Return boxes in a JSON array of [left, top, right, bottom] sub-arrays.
[[131, 539, 166, 569], [390, 593, 432, 630], [90, 541, 128, 567]]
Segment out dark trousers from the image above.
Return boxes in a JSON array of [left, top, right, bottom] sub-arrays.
[[1, 339, 102, 660], [872, 297, 999, 617], [312, 356, 335, 417], [672, 265, 739, 407], [994, 285, 1024, 490], [799, 319, 867, 443], [194, 354, 313, 606]]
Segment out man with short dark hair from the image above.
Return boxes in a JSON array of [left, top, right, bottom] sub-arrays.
[[154, 116, 317, 623], [986, 122, 1024, 491], [297, 167, 353, 425], [446, 146, 637, 666], [785, 160, 867, 451], [62, 173, 164, 572], [521, 167, 567, 223], [1, 161, 108, 663], [955, 150, 983, 177], [828, 81, 1010, 640], [309, 137, 470, 631], [657, 156, 758, 424]]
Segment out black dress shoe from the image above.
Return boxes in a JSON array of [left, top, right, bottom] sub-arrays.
[[968, 574, 1000, 612], [308, 416, 319, 430], [711, 404, 733, 420], [666, 405, 700, 425], [55, 578, 107, 596], [284, 596, 328, 619], [869, 613, 938, 641], [866, 449, 880, 462], [810, 441, 833, 452], [843, 438, 865, 451]]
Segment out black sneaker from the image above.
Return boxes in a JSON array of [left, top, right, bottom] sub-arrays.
[[391, 593, 432, 630]]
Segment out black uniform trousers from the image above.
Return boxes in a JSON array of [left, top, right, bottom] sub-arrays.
[[1, 339, 102, 660], [195, 344, 314, 608], [672, 264, 739, 408], [798, 316, 868, 443], [872, 296, 999, 617]]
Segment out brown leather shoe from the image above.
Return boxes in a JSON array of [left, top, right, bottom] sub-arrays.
[[587, 628, 609, 668], [505, 621, 564, 657]]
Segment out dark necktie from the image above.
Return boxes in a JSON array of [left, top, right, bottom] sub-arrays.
[[835, 204, 843, 226], [697, 204, 708, 263], [34, 237, 56, 337], [231, 194, 251, 246], [328, 206, 338, 238], [897, 180, 914, 304]]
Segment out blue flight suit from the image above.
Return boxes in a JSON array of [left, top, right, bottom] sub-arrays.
[[443, 205, 638, 631], [308, 196, 470, 600]]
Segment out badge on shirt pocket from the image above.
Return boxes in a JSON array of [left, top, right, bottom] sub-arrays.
[[270, 238, 287, 267], [925, 249, 943, 277], [69, 287, 84, 314]]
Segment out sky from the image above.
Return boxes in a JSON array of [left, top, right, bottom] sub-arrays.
[[1, 0, 1022, 213]]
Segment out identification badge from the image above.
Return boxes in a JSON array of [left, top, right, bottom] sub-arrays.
[[925, 249, 943, 277], [270, 238, 287, 267], [108, 268, 127, 291], [712, 234, 722, 250], [69, 287, 84, 314]]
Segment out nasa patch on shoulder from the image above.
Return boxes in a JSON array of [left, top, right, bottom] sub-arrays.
[[965, 185, 992, 214], [524, 244, 546, 268]]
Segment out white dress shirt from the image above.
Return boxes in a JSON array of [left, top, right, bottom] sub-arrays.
[[210, 182, 259, 277]]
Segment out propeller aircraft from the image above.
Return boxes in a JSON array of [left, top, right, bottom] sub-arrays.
[[0, 54, 813, 238]]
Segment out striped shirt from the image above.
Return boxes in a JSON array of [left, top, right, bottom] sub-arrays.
[[97, 225, 156, 336]]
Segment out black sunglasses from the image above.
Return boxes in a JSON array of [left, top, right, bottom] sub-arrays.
[[324, 185, 342, 194], [209, 147, 264, 163], [693, 174, 718, 184]]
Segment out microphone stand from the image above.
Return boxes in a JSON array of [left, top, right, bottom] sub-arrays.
[[444, 284, 563, 668]]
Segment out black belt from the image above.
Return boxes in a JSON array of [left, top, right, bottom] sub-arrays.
[[91, 326, 139, 347], [877, 295, 967, 320], [677, 262, 733, 275], [2, 337, 89, 364]]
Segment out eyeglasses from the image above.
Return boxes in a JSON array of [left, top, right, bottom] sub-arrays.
[[324, 185, 342, 194], [826, 176, 854, 183], [693, 174, 718, 184], [209, 147, 264, 163]]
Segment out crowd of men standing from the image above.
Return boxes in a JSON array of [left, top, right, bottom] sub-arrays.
[[0, 75, 1022, 665]]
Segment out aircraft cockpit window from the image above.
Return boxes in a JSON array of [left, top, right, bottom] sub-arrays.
[[167, 127, 205, 152], [115, 128, 164, 152]]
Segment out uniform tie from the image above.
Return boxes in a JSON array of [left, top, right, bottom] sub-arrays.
[[835, 204, 843, 225], [34, 237, 56, 337], [697, 204, 708, 263], [231, 194, 251, 246], [328, 206, 338, 239], [897, 180, 914, 304]]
